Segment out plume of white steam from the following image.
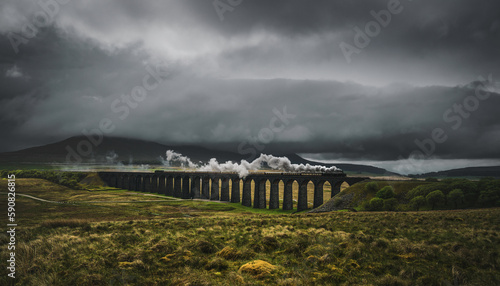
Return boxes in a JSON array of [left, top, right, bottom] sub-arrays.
[[166, 150, 198, 168], [139, 164, 150, 170], [165, 150, 341, 178], [158, 155, 168, 166]]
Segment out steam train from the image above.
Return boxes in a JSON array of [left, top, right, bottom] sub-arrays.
[[264, 170, 344, 176]]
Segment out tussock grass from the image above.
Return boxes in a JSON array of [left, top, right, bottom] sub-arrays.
[[239, 260, 277, 278], [40, 219, 91, 229]]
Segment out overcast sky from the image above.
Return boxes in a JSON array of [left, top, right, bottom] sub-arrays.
[[1, 0, 500, 173]]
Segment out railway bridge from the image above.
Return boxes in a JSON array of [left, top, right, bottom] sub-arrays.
[[98, 171, 368, 211]]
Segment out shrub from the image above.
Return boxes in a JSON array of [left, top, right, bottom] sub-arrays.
[[409, 196, 426, 211], [376, 186, 395, 199], [406, 183, 446, 200], [426, 190, 445, 210], [476, 179, 500, 207], [383, 198, 398, 211], [365, 182, 379, 193], [359, 200, 370, 211], [425, 178, 439, 182], [477, 189, 500, 207], [396, 203, 410, 211], [447, 189, 464, 208], [368, 198, 384, 211]]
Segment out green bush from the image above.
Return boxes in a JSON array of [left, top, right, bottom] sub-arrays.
[[426, 190, 445, 210], [476, 178, 500, 207], [360, 201, 370, 211], [376, 186, 395, 199], [365, 182, 379, 193], [447, 189, 464, 208], [409, 196, 426, 211], [368, 198, 384, 211], [406, 183, 447, 200], [477, 189, 500, 207], [383, 198, 398, 211], [396, 203, 410, 211]]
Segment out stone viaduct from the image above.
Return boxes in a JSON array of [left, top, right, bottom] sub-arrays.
[[98, 171, 368, 211]]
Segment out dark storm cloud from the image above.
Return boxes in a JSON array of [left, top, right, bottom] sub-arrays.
[[0, 26, 159, 150], [0, 0, 499, 167], [168, 0, 500, 86], [4, 0, 499, 85]]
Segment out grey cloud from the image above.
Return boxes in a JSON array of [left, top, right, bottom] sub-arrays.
[[0, 1, 499, 167], [3, 1, 500, 86]]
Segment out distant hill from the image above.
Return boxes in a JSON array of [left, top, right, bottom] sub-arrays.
[[0, 136, 399, 176], [0, 136, 242, 164], [409, 166, 500, 178], [280, 153, 400, 176]]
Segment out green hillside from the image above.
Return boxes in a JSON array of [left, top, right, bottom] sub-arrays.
[[339, 180, 429, 206], [323, 178, 500, 212]]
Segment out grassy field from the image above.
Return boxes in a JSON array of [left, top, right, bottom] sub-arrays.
[[1, 178, 500, 285]]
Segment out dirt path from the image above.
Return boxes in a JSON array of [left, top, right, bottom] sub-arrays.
[[12, 193, 65, 204]]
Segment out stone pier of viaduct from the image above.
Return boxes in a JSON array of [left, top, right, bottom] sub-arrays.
[[98, 171, 368, 211]]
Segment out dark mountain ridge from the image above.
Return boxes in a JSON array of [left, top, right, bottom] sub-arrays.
[[3, 136, 496, 178], [0, 136, 400, 176], [409, 166, 500, 178], [0, 136, 242, 164]]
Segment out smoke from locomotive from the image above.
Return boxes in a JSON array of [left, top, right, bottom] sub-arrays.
[[163, 150, 342, 178]]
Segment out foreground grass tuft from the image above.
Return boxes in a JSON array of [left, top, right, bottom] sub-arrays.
[[239, 260, 277, 278]]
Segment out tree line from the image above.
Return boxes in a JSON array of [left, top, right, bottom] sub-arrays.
[[362, 178, 500, 211]]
